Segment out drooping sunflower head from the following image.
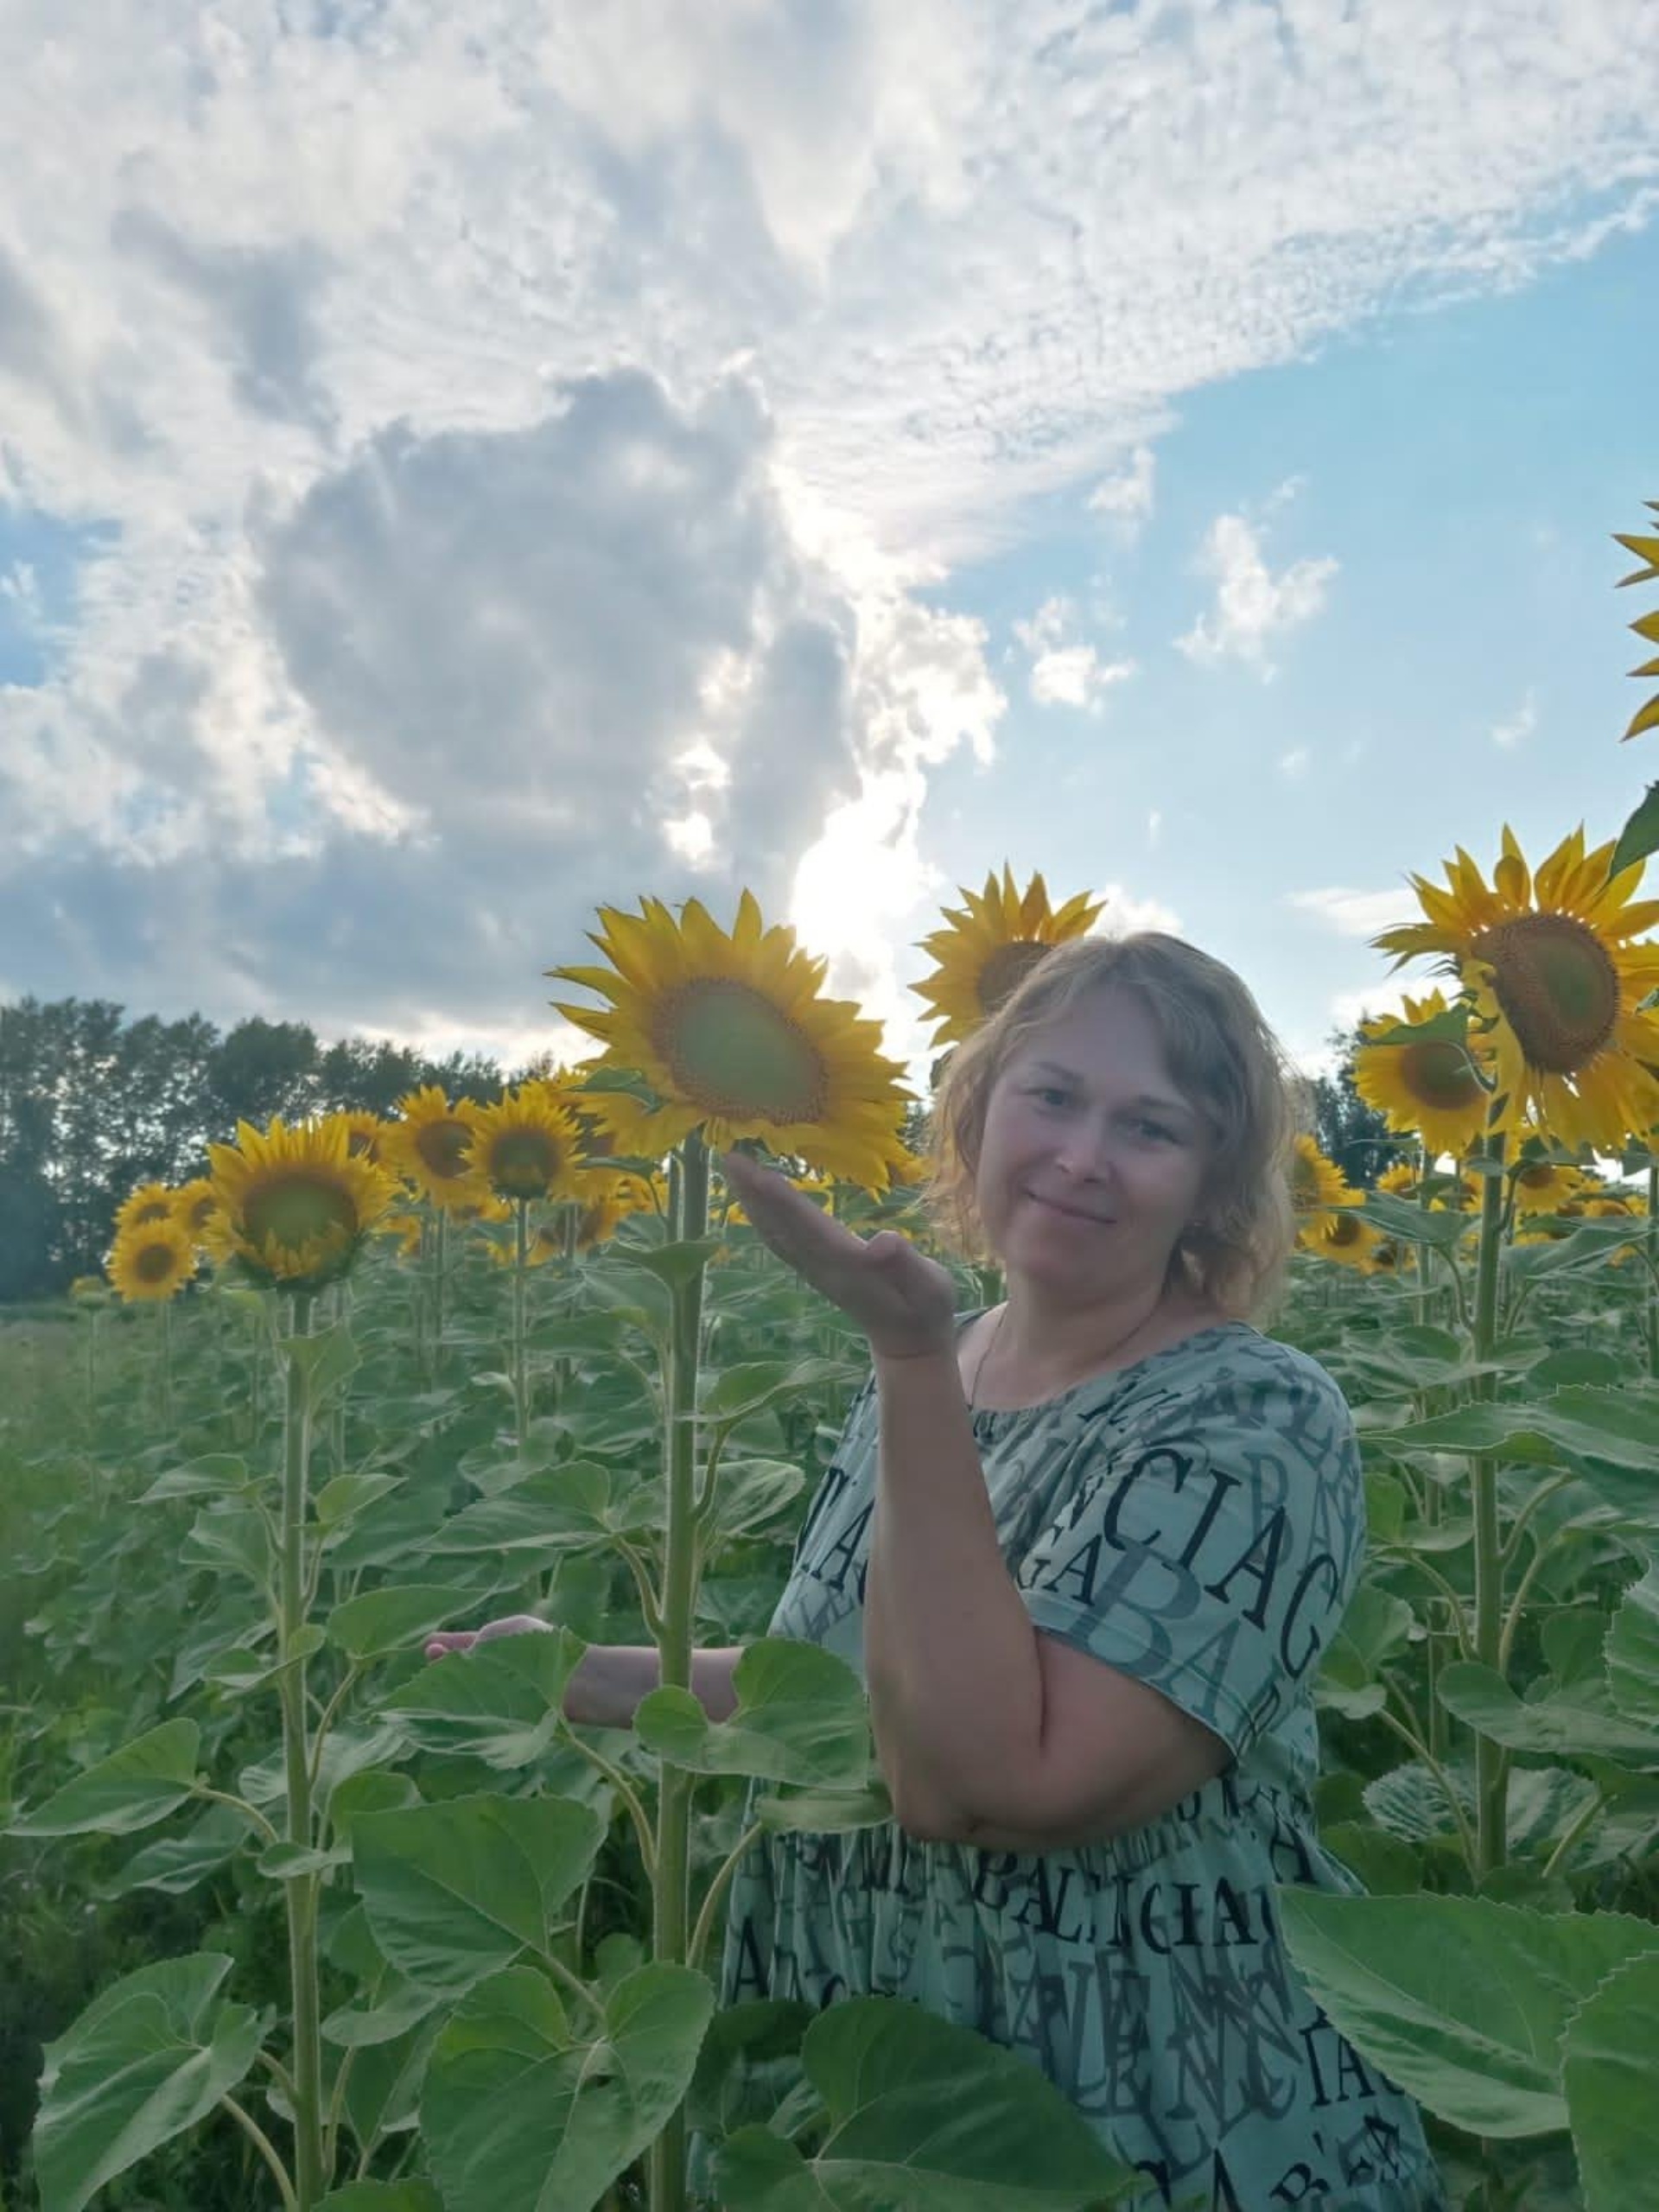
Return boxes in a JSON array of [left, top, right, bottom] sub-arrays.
[[1353, 988, 1494, 1158], [1307, 1208, 1380, 1271], [172, 1176, 221, 1243], [1376, 1160, 1420, 1199], [913, 866, 1106, 1046], [463, 1085, 586, 1204], [1372, 824, 1659, 1150], [549, 892, 912, 1191], [108, 1217, 198, 1303], [384, 1087, 486, 1210], [207, 1116, 399, 1294], [1509, 1132, 1591, 1218], [114, 1181, 179, 1237], [1288, 1135, 1358, 1244]]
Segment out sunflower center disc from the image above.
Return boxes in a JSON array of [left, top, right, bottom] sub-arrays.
[[490, 1130, 564, 1197], [416, 1120, 474, 1180], [1326, 1214, 1363, 1249], [1398, 1039, 1486, 1109], [1290, 1156, 1322, 1209], [136, 1241, 178, 1284], [1479, 913, 1620, 1074], [976, 941, 1052, 1017], [245, 1174, 358, 1253], [656, 981, 828, 1125], [132, 1200, 172, 1225]]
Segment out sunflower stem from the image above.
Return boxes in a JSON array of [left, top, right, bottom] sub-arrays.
[[1417, 1144, 1447, 1758], [160, 1295, 175, 1430], [433, 1208, 448, 1376], [1469, 1126, 1509, 1879], [1646, 1159, 1658, 1381], [277, 1290, 328, 2209], [513, 1198, 530, 1458], [649, 1132, 709, 2212]]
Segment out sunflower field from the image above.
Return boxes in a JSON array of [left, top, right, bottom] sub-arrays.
[[5, 690, 1659, 2212]]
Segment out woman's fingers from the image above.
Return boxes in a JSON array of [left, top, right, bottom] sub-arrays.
[[422, 1613, 548, 1662], [423, 1630, 477, 1659]]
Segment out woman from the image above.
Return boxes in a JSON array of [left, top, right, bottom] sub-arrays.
[[429, 932, 1446, 2210]]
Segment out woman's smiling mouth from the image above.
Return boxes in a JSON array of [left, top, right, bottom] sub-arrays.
[[1027, 1189, 1114, 1224]]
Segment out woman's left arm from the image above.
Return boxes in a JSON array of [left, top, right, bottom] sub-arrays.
[[866, 1347, 1226, 1848]]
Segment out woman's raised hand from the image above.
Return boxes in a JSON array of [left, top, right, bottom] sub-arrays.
[[423, 1613, 551, 1662], [717, 1149, 957, 1363]]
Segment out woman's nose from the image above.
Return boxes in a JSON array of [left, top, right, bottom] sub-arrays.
[[1053, 1124, 1114, 1179]]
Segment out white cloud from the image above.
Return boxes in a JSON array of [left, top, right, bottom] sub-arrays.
[[1090, 887, 1183, 939], [1491, 690, 1538, 747], [1176, 512, 1338, 675], [1287, 887, 1418, 938], [1147, 810, 1162, 849], [1279, 747, 1310, 779], [1013, 594, 1136, 711], [1088, 442, 1156, 535]]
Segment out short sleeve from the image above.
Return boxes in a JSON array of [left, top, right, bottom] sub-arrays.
[[1013, 1350, 1366, 1762]]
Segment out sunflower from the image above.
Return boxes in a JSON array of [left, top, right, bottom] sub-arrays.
[[574, 1176, 639, 1253], [68, 1274, 109, 1303], [1372, 825, 1659, 1150], [378, 1211, 426, 1259], [1615, 502, 1659, 742], [1509, 1141, 1589, 1217], [463, 1085, 586, 1204], [207, 1116, 398, 1294], [1364, 1236, 1405, 1278], [1288, 1135, 1357, 1243], [550, 893, 912, 1191], [114, 1181, 178, 1236], [384, 1087, 486, 1210], [108, 1217, 197, 1302], [1353, 989, 1493, 1158], [1308, 1209, 1380, 1270], [1376, 1161, 1419, 1200], [450, 1192, 514, 1227], [172, 1177, 220, 1243], [913, 867, 1105, 1046], [330, 1110, 392, 1165]]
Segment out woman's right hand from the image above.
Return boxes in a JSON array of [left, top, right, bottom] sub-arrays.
[[423, 1613, 551, 1662]]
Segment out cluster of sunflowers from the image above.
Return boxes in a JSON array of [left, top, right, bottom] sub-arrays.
[[102, 828, 1657, 1307], [1289, 823, 1659, 1275]]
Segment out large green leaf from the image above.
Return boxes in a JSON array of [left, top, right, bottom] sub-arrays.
[[33, 1953, 262, 2212], [713, 1997, 1139, 2210], [102, 1805, 253, 1897], [432, 1464, 658, 1556], [1606, 1561, 1659, 1734], [1276, 1891, 1659, 2137], [1317, 1584, 1413, 1719], [328, 1585, 490, 1658], [1351, 1192, 1474, 1249], [1436, 1663, 1659, 1767], [422, 1961, 715, 2212], [1612, 781, 1659, 874], [378, 1630, 588, 1768], [1374, 1387, 1659, 1471], [280, 1319, 360, 1410], [702, 1458, 808, 1546], [702, 1357, 860, 1424], [635, 1639, 872, 1786], [353, 1794, 606, 1998], [316, 2186, 445, 2212], [9, 1719, 200, 1837], [687, 1999, 813, 2141], [1561, 1948, 1659, 2211]]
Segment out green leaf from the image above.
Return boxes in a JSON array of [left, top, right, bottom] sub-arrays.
[[1318, 1822, 1422, 1896], [613, 1236, 725, 1292], [635, 1639, 872, 1786], [204, 1624, 326, 1694], [702, 1458, 807, 1546], [687, 1999, 813, 2142], [138, 1453, 257, 1503], [1561, 1948, 1659, 2210], [10, 1719, 200, 1837], [378, 1630, 588, 1769], [324, 1973, 443, 2050], [1500, 1222, 1651, 1281], [1612, 783, 1659, 871], [1276, 1891, 1659, 2137], [328, 1585, 489, 1659], [316, 2187, 445, 2212], [353, 1793, 606, 1999], [181, 1502, 273, 1586], [281, 1320, 360, 1408], [1374, 1387, 1659, 1472], [101, 1805, 253, 1898], [714, 1997, 1140, 2209], [33, 1954, 262, 2212], [1353, 1192, 1475, 1249], [754, 1779, 894, 1834], [1606, 1562, 1659, 1733], [422, 1961, 715, 2212], [701, 1357, 860, 1424], [433, 1465, 658, 1557], [1436, 1663, 1659, 1766], [316, 1471, 405, 1531]]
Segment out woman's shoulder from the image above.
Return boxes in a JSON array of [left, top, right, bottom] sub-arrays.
[[1081, 1321, 1357, 1446]]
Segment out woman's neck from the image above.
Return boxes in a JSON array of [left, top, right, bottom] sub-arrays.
[[985, 1278, 1224, 1400]]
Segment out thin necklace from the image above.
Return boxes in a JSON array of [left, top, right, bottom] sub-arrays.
[[967, 1297, 1162, 1412]]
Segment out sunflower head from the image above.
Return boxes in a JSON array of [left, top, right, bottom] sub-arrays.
[[1307, 1208, 1380, 1270], [1614, 501, 1659, 742], [68, 1274, 110, 1304], [463, 1085, 586, 1204], [115, 1181, 179, 1237], [330, 1110, 392, 1165], [1288, 1135, 1357, 1243], [384, 1087, 486, 1210], [1371, 824, 1659, 1150], [171, 1176, 221, 1243], [108, 1217, 198, 1303], [913, 866, 1105, 1046], [207, 1116, 398, 1294], [549, 891, 912, 1191], [1353, 989, 1493, 1158], [378, 1211, 426, 1259]]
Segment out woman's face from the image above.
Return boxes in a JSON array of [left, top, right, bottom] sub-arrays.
[[974, 986, 1213, 1299]]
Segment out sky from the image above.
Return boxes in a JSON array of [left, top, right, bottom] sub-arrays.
[[1, 0, 1656, 1090]]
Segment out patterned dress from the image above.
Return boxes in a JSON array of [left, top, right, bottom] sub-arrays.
[[715, 1320, 1446, 2211]]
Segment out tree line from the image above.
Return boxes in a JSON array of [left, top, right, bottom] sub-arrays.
[[0, 995, 1395, 1304], [0, 998, 525, 1301]]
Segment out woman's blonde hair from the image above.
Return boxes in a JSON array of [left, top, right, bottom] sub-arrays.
[[925, 932, 1298, 1321]]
